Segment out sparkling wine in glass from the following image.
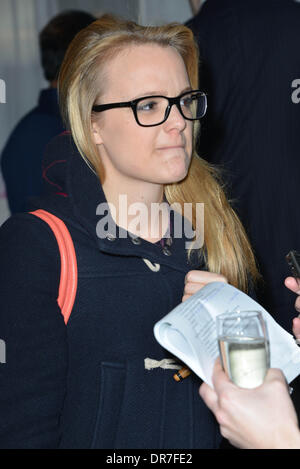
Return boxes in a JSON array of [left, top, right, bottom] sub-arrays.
[[216, 311, 270, 389]]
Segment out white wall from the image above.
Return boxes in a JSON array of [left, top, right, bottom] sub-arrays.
[[0, 0, 193, 226], [0, 0, 58, 225], [138, 0, 192, 25], [0, 0, 57, 155]]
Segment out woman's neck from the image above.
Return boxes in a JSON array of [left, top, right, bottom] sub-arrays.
[[101, 178, 169, 243]]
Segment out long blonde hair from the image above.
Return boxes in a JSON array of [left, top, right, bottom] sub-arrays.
[[59, 14, 259, 292]]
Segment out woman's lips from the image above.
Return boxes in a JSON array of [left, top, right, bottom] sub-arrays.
[[157, 145, 185, 150]]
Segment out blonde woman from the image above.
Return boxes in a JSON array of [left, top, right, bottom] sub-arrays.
[[0, 15, 259, 449]]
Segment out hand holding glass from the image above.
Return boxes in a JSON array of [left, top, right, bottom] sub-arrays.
[[216, 311, 270, 389]]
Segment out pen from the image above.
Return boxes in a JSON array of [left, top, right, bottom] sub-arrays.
[[173, 366, 191, 382]]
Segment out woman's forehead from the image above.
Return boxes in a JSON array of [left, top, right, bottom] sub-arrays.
[[100, 44, 190, 99]]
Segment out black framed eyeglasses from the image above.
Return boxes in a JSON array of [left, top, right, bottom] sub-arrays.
[[92, 89, 207, 127]]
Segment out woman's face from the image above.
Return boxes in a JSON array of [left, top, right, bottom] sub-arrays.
[[92, 44, 193, 187]]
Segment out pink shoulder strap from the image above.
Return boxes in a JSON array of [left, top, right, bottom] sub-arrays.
[[30, 209, 78, 325]]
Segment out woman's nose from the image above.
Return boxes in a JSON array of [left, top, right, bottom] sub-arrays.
[[164, 103, 186, 132]]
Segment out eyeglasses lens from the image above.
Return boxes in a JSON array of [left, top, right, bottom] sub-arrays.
[[136, 92, 206, 126]]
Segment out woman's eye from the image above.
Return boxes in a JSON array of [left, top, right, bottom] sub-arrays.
[[137, 100, 158, 112], [181, 97, 193, 107]]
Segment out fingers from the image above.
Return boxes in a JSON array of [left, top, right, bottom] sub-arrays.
[[263, 368, 292, 397], [264, 367, 286, 383], [211, 356, 232, 393], [199, 382, 219, 415], [183, 271, 228, 302], [184, 281, 206, 295], [292, 317, 300, 338], [185, 270, 228, 285], [199, 358, 234, 428], [285, 277, 300, 295], [284, 277, 300, 313], [182, 294, 190, 302]]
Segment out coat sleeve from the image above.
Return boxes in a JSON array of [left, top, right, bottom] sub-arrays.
[[0, 213, 68, 448]]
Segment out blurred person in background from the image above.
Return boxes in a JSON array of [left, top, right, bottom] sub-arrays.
[[1, 10, 95, 215], [189, 0, 207, 16], [186, 0, 300, 333]]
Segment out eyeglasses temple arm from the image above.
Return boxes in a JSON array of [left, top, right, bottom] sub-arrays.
[[92, 101, 133, 112]]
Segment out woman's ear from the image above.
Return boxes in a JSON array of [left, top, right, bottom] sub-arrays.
[[91, 121, 104, 145]]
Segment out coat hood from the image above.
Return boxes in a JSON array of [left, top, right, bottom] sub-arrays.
[[29, 132, 202, 272]]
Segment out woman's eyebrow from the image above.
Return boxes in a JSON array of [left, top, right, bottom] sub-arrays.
[[130, 86, 193, 100], [130, 91, 167, 100], [181, 86, 193, 93]]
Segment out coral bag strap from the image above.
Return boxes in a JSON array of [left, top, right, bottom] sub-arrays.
[[30, 209, 78, 325]]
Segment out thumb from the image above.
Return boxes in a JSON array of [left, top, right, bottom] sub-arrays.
[[264, 368, 287, 385]]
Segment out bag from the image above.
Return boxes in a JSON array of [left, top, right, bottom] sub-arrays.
[[30, 209, 77, 325]]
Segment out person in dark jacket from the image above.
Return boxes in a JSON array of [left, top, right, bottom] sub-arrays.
[[186, 0, 300, 332], [1, 10, 95, 215], [0, 15, 259, 449]]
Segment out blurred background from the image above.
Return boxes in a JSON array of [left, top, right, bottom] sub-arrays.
[[0, 0, 195, 225]]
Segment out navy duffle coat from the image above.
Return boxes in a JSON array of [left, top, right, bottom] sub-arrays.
[[0, 134, 221, 449]]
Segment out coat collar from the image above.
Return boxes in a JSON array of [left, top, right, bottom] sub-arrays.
[[36, 133, 203, 271]]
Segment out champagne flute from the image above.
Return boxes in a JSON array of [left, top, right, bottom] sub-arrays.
[[216, 310, 270, 389]]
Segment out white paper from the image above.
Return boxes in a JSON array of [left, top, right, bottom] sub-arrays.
[[153, 282, 300, 387]]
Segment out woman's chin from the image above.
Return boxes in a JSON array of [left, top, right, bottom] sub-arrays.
[[163, 161, 190, 184]]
